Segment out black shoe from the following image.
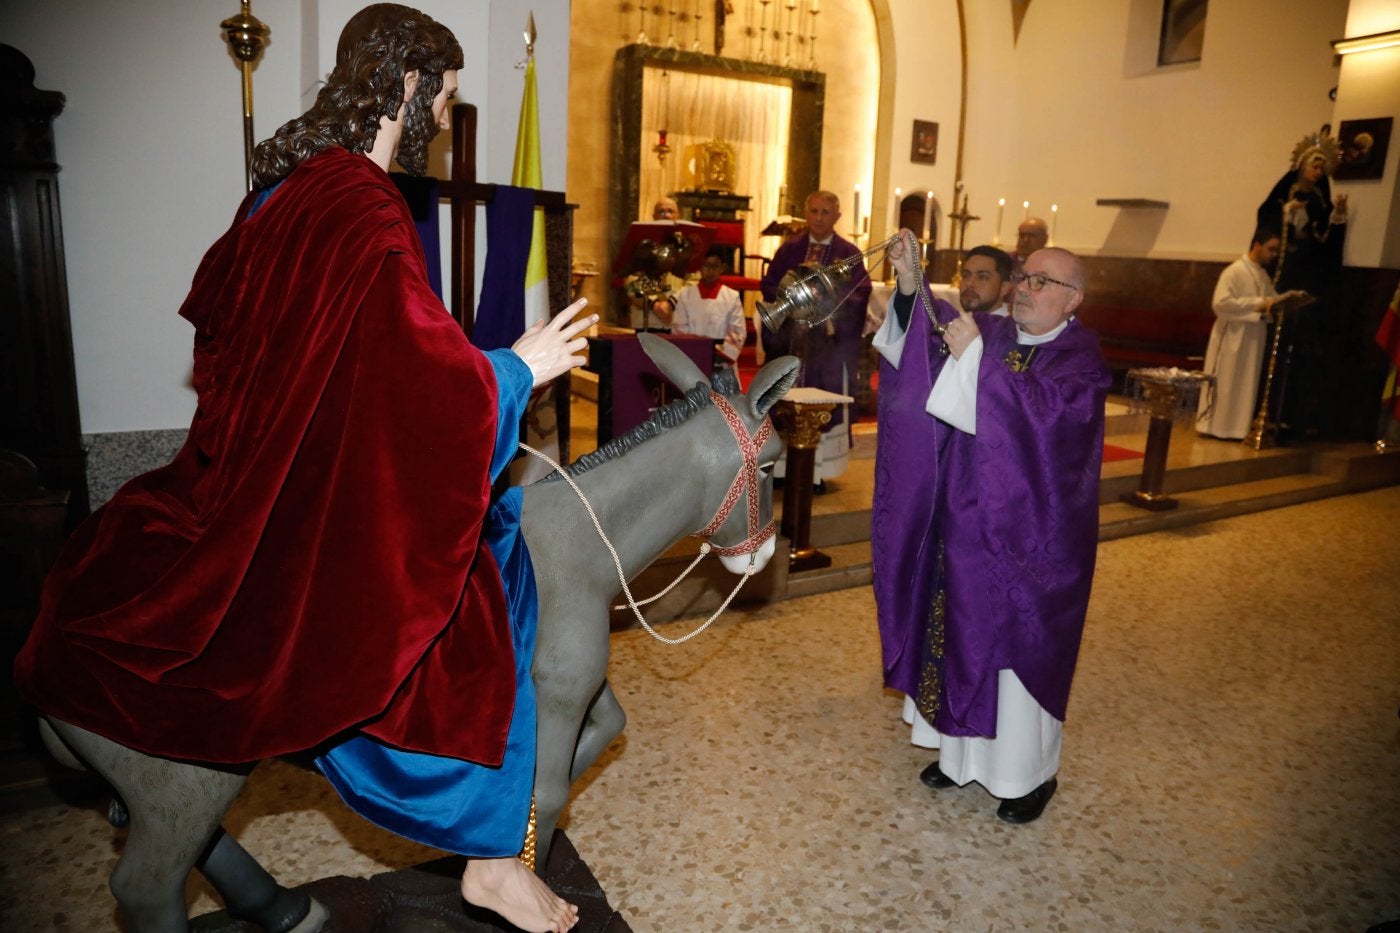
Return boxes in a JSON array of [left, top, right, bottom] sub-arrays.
[[919, 760, 956, 789], [996, 777, 1057, 824]]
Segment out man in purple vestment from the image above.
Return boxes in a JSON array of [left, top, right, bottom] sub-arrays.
[[871, 234, 1109, 824], [760, 190, 872, 481], [1009, 216, 1049, 278]]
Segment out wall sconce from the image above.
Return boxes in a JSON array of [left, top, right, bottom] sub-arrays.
[[1331, 29, 1400, 55]]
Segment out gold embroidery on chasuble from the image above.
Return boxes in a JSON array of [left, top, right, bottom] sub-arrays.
[[915, 541, 947, 725], [1002, 345, 1039, 373]]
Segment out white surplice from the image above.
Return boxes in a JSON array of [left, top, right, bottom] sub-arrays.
[[1196, 255, 1275, 440]]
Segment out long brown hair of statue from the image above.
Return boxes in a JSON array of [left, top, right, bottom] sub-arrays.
[[249, 3, 463, 189]]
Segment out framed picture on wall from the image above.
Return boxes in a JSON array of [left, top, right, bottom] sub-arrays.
[[1158, 0, 1208, 66], [911, 120, 938, 165], [1334, 117, 1392, 181]]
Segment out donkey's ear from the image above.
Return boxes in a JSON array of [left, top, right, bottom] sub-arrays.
[[638, 332, 708, 392], [747, 354, 800, 418]]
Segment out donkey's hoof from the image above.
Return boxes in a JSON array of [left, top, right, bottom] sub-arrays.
[[230, 887, 323, 933], [285, 896, 328, 933], [106, 797, 129, 828]]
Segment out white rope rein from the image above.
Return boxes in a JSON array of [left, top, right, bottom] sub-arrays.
[[518, 442, 759, 645]]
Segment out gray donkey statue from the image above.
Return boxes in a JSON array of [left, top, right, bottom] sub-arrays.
[[37, 334, 801, 932]]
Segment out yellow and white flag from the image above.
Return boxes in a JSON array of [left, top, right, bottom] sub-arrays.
[[513, 56, 548, 332]]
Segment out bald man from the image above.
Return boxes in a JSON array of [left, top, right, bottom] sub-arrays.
[[1010, 217, 1049, 277], [652, 196, 680, 220], [625, 196, 687, 328], [872, 237, 1109, 825]]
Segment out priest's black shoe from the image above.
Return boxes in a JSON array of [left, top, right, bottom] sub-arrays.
[[995, 777, 1057, 824], [919, 760, 956, 789]]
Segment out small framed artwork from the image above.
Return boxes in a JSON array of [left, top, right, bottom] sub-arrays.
[[1334, 117, 1392, 181], [1158, 0, 1208, 67], [911, 120, 938, 165]]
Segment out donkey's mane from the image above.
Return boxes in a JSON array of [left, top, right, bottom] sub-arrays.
[[549, 380, 717, 479]]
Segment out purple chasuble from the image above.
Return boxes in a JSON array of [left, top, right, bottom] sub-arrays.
[[759, 233, 872, 431], [872, 301, 1109, 737]]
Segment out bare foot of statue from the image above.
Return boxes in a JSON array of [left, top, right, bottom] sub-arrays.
[[460, 856, 579, 932]]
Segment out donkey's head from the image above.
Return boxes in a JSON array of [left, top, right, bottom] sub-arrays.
[[638, 334, 799, 574]]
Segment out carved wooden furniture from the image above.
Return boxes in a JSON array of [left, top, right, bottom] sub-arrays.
[[1, 45, 89, 530]]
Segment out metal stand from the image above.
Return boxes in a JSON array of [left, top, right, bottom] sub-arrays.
[[221, 1, 269, 193], [1244, 311, 1288, 450]]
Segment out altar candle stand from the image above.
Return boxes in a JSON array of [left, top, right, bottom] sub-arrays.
[[772, 388, 851, 571], [1120, 368, 1212, 511]]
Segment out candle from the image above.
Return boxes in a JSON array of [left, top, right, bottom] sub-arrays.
[[778, 184, 787, 214], [995, 197, 1005, 245], [1050, 204, 1058, 245], [892, 187, 901, 231], [1022, 199, 1030, 220], [853, 184, 861, 235]]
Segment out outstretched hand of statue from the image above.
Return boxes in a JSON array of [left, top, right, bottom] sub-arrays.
[[511, 298, 598, 388]]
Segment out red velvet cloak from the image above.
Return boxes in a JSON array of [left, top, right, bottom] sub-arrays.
[[15, 148, 516, 766]]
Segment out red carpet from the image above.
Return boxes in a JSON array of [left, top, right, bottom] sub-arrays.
[[1102, 443, 1144, 462]]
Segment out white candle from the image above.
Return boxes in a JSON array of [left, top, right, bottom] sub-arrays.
[[853, 184, 861, 235], [1050, 204, 1058, 245], [995, 197, 1005, 245], [1022, 199, 1030, 220], [892, 187, 901, 231]]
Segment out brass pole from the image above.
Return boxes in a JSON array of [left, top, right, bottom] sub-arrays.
[[222, 1, 269, 192]]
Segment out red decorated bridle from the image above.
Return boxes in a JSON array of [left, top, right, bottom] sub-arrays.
[[692, 390, 776, 558]]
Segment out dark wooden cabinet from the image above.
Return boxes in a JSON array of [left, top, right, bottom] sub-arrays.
[[2, 44, 89, 529]]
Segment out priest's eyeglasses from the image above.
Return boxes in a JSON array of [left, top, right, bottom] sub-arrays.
[[1011, 271, 1078, 292]]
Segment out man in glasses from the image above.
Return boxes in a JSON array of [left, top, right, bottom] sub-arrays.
[[871, 236, 1110, 825]]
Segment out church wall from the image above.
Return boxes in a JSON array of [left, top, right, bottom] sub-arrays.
[[0, 0, 567, 442], [870, 0, 964, 249], [952, 0, 1352, 262], [1332, 0, 1400, 268], [3, 0, 1383, 454], [0, 0, 303, 436]]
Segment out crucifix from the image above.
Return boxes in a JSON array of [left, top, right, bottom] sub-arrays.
[[715, 1, 734, 54], [945, 192, 980, 285]]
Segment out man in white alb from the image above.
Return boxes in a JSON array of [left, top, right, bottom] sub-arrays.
[[1196, 227, 1308, 440]]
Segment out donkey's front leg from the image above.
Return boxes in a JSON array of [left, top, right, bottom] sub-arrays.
[[199, 827, 328, 932]]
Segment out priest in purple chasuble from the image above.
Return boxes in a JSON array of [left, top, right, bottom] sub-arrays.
[[760, 190, 872, 480], [871, 235, 1109, 823]]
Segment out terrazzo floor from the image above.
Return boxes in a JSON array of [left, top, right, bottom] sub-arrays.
[[2, 487, 1398, 932]]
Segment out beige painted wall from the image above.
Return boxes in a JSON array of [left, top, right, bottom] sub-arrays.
[[1, 0, 569, 433], [1333, 0, 1400, 268], [4, 0, 1387, 432], [952, 0, 1352, 260]]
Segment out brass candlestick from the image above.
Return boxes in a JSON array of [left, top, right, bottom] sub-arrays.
[[221, 0, 269, 192]]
